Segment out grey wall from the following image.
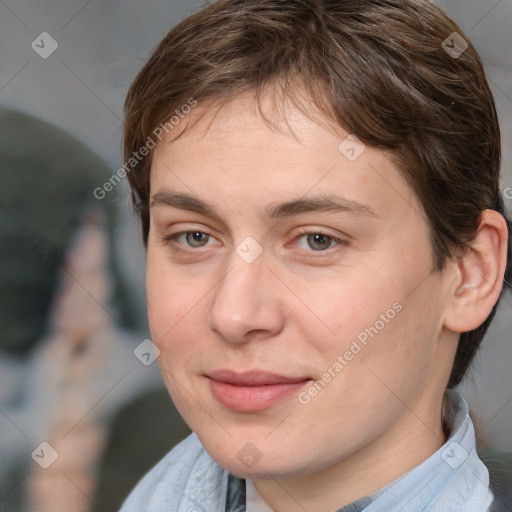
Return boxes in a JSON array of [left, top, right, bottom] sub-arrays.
[[1, 0, 511, 450]]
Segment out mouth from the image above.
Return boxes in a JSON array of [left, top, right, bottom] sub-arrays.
[[206, 369, 313, 412]]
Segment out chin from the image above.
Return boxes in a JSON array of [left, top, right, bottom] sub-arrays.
[[218, 458, 298, 480], [198, 434, 312, 480]]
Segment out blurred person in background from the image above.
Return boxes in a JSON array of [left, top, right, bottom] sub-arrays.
[[0, 107, 190, 512]]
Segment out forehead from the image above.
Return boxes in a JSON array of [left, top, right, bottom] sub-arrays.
[[158, 89, 340, 148], [149, 91, 421, 224]]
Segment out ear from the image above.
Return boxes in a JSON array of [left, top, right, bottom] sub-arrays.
[[444, 210, 509, 333]]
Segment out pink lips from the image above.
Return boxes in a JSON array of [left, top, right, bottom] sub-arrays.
[[207, 369, 311, 412]]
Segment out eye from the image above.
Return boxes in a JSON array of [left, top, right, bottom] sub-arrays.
[[164, 231, 216, 248], [295, 230, 344, 251]]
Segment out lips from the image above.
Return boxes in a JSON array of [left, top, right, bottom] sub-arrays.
[[207, 369, 312, 412]]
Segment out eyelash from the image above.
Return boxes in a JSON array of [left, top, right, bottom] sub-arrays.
[[161, 228, 347, 256]]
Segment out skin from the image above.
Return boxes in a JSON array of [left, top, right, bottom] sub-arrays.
[[145, 91, 508, 511]]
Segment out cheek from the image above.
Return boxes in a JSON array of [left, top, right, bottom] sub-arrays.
[[332, 281, 444, 403], [293, 266, 440, 394], [292, 272, 404, 356], [146, 253, 206, 354]]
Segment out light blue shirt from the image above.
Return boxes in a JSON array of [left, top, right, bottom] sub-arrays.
[[120, 390, 494, 511]]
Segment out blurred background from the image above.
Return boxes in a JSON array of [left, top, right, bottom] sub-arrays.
[[0, 1, 511, 511]]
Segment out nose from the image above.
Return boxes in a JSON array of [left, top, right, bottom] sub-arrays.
[[208, 251, 285, 344]]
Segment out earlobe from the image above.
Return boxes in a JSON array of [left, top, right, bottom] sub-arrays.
[[444, 210, 509, 333]]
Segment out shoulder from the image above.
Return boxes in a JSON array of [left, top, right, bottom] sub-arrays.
[[119, 433, 228, 512]]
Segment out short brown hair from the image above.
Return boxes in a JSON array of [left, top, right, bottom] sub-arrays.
[[123, 0, 511, 388]]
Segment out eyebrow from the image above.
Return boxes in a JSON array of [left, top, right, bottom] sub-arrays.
[[150, 191, 379, 219]]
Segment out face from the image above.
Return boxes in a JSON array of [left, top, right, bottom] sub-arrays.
[[146, 92, 456, 481]]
